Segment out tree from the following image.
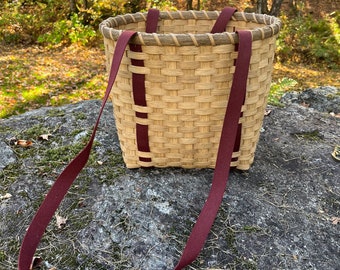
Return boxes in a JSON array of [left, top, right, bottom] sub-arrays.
[[69, 0, 78, 14], [256, 0, 284, 16], [184, 0, 283, 15]]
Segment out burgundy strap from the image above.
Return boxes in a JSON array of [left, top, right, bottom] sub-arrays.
[[211, 7, 237, 33], [174, 31, 252, 269], [18, 30, 137, 270], [145, 8, 160, 33], [18, 10, 161, 269], [212, 7, 243, 164], [130, 8, 159, 163]]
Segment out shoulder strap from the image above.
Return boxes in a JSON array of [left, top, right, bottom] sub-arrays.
[[174, 30, 252, 269], [18, 9, 164, 270], [18, 30, 136, 270], [211, 7, 237, 33]]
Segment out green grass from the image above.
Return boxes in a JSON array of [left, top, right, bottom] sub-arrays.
[[268, 77, 298, 106]]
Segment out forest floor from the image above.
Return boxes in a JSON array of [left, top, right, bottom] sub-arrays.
[[1, 44, 339, 118]]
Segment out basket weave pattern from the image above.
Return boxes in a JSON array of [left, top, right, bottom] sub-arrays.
[[100, 10, 281, 169]]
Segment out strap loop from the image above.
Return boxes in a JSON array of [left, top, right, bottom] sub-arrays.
[[211, 7, 237, 33]]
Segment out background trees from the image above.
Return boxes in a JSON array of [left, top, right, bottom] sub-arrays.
[[0, 0, 338, 118], [0, 0, 339, 66]]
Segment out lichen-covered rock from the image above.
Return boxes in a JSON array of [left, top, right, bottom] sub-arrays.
[[0, 141, 16, 170], [0, 99, 339, 270], [281, 86, 340, 113]]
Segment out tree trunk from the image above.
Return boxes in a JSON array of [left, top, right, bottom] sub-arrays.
[[69, 0, 78, 14], [256, 0, 283, 16], [257, 0, 269, 14], [82, 0, 90, 24], [269, 0, 284, 16], [187, 0, 193, 10]]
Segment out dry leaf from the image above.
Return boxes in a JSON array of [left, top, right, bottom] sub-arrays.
[[30, 256, 42, 269], [300, 102, 310, 108], [39, 133, 52, 140], [15, 139, 33, 147], [264, 109, 272, 116], [331, 217, 340, 225], [0, 193, 12, 200], [55, 214, 67, 229], [330, 112, 340, 118]]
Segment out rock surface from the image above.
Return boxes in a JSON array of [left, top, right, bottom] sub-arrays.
[[281, 86, 340, 114], [0, 88, 339, 270], [0, 141, 16, 170]]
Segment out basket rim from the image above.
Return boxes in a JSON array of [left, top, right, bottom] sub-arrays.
[[99, 10, 282, 46]]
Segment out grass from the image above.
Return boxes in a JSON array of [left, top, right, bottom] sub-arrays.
[[1, 44, 339, 119], [0, 104, 119, 269], [0, 44, 106, 118]]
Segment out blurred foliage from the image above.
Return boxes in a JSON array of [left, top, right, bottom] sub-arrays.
[[37, 13, 97, 47], [1, 0, 339, 118], [1, 0, 339, 68], [0, 0, 69, 44], [144, 0, 177, 11], [276, 8, 340, 69], [269, 77, 298, 106], [0, 0, 139, 46]]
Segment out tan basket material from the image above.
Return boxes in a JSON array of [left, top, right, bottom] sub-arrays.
[[99, 10, 281, 170]]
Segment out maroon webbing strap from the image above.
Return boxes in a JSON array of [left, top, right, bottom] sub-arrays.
[[212, 7, 243, 165], [211, 7, 236, 34], [17, 30, 137, 270], [174, 31, 252, 269], [130, 9, 159, 163]]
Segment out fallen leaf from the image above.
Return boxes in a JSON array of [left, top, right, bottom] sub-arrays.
[[78, 198, 86, 208], [15, 139, 33, 147], [30, 256, 42, 269], [300, 101, 310, 108], [264, 109, 272, 116], [329, 112, 340, 118], [39, 133, 52, 140], [55, 214, 67, 229], [331, 217, 340, 225], [0, 193, 12, 200], [97, 160, 103, 165]]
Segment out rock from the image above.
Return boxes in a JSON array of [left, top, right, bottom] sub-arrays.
[[281, 86, 340, 113], [0, 141, 16, 170], [0, 99, 339, 270]]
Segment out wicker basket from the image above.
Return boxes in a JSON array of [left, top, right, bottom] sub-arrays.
[[99, 9, 281, 170]]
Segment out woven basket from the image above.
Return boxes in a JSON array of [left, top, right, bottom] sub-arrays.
[[100, 9, 281, 170]]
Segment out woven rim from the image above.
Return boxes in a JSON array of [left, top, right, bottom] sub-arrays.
[[99, 10, 282, 46]]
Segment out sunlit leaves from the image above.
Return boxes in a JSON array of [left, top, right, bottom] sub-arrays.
[[0, 45, 105, 118], [276, 11, 340, 68], [269, 77, 298, 106]]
